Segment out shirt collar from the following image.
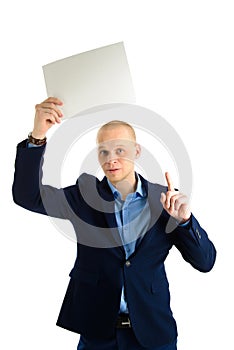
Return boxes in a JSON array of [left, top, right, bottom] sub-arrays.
[[107, 173, 146, 199]]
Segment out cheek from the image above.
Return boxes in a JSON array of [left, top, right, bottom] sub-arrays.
[[121, 158, 134, 168], [125, 150, 136, 161], [98, 158, 103, 167]]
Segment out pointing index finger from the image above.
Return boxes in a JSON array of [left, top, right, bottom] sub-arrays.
[[165, 172, 175, 192]]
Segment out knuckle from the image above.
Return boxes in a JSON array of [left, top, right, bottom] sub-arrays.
[[170, 196, 175, 204]]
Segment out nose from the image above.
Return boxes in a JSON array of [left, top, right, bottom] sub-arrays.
[[106, 156, 118, 164], [106, 150, 118, 163]]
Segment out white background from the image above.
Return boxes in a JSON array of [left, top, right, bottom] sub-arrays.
[[1, 1, 233, 349]]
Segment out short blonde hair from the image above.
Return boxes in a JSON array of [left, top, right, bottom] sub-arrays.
[[96, 120, 136, 143]]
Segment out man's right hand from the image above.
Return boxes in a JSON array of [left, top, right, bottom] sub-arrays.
[[32, 97, 64, 139]]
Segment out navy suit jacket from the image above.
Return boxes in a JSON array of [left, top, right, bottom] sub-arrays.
[[12, 140, 216, 348]]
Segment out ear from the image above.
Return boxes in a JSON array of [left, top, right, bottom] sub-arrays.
[[135, 143, 141, 159]]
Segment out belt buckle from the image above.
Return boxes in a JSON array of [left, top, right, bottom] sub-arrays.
[[121, 317, 131, 327], [117, 315, 131, 328]]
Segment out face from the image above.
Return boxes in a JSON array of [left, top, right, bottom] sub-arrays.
[[97, 126, 141, 187]]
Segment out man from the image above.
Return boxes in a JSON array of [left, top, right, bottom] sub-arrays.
[[12, 97, 216, 350]]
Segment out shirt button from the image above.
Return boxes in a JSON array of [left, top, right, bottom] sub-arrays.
[[125, 260, 131, 267]]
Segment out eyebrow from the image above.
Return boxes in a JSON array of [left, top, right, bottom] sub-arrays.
[[98, 144, 127, 150]]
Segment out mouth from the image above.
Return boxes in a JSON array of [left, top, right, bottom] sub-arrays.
[[107, 169, 120, 173]]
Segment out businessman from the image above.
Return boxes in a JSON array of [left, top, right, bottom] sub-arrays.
[[13, 97, 216, 350]]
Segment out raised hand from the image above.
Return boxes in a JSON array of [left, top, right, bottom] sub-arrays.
[[160, 172, 191, 224], [32, 97, 64, 139]]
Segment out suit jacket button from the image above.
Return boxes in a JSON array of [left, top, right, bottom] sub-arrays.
[[125, 260, 131, 267]]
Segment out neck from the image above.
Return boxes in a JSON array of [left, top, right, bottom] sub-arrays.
[[111, 173, 137, 200]]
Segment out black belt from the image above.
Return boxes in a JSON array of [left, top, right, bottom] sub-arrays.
[[116, 314, 131, 328]]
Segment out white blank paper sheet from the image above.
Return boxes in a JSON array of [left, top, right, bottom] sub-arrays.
[[42, 42, 136, 119]]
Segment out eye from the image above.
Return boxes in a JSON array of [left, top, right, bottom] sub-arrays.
[[99, 150, 109, 157], [116, 148, 125, 155]]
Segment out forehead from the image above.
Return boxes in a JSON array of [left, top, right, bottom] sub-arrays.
[[98, 139, 135, 150], [97, 125, 135, 144]]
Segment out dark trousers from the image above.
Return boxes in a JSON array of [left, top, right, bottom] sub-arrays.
[[77, 329, 177, 350]]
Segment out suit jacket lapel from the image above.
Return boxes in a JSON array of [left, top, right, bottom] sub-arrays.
[[133, 175, 165, 253]]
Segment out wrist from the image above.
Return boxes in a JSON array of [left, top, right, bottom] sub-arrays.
[[179, 213, 191, 224], [28, 132, 47, 146], [31, 130, 46, 139]]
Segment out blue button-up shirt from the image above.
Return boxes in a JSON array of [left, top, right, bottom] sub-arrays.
[[107, 174, 150, 313]]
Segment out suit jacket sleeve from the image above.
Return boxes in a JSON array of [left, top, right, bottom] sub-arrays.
[[12, 140, 76, 219], [171, 214, 216, 272]]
